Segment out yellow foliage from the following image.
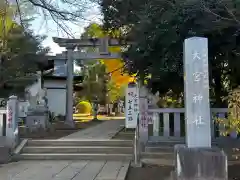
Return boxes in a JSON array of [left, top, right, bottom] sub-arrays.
[[0, 5, 17, 39], [101, 46, 135, 86], [83, 23, 135, 97], [76, 101, 92, 114]]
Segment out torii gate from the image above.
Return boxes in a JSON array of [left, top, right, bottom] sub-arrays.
[[52, 37, 131, 127]]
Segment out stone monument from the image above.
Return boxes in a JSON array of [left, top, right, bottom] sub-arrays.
[[25, 88, 49, 131], [174, 37, 228, 180]]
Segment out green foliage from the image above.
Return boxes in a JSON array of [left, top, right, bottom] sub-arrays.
[[106, 79, 126, 103], [157, 97, 183, 108], [76, 101, 92, 114], [101, 0, 146, 30], [77, 60, 126, 104], [100, 0, 240, 107], [77, 23, 127, 104], [79, 62, 107, 104], [0, 26, 48, 97], [81, 23, 105, 38], [0, 6, 48, 97], [81, 23, 122, 39]]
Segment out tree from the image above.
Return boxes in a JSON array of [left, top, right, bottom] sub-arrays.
[[100, 0, 240, 108], [77, 23, 134, 104], [102, 46, 135, 87], [0, 6, 49, 97], [79, 61, 108, 104], [80, 23, 134, 91], [100, 0, 147, 30], [107, 79, 126, 103], [100, 0, 240, 30]]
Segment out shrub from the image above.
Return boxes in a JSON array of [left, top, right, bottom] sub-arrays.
[[76, 101, 92, 114], [216, 87, 240, 135]]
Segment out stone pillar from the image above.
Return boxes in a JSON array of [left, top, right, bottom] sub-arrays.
[[109, 104, 113, 114], [184, 37, 211, 148], [174, 37, 227, 180], [6, 95, 19, 148], [66, 46, 75, 127]]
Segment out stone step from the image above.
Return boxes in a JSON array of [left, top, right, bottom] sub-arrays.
[[22, 146, 133, 154], [141, 158, 174, 166], [147, 139, 240, 148], [145, 145, 239, 152], [27, 139, 133, 147], [14, 153, 133, 161], [142, 151, 240, 162], [147, 142, 185, 147], [113, 136, 134, 140], [145, 146, 173, 153], [118, 132, 135, 136], [112, 132, 135, 140], [141, 157, 240, 167], [116, 134, 134, 139], [145, 145, 240, 154], [142, 152, 173, 159], [147, 140, 221, 145]]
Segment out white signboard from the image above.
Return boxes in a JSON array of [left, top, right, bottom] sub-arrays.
[[125, 84, 139, 128]]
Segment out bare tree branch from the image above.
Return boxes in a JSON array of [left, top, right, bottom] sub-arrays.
[[223, 2, 240, 25], [201, 0, 240, 26], [11, 0, 99, 37], [15, 0, 26, 29]]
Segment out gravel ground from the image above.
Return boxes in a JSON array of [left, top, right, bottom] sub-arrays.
[[126, 163, 240, 180]]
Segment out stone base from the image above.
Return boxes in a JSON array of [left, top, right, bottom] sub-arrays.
[[131, 161, 142, 167], [174, 145, 228, 180], [64, 120, 76, 128], [0, 146, 11, 164]]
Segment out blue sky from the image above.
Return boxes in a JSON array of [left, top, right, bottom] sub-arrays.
[[30, 3, 101, 55]]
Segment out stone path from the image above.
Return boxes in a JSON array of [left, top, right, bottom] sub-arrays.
[[60, 120, 124, 140], [0, 160, 130, 180]]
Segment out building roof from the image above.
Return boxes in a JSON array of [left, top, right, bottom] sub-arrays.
[[42, 75, 83, 82]]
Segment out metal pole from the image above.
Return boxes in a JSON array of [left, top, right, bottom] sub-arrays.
[[134, 125, 138, 165], [133, 114, 141, 167], [93, 96, 98, 121], [66, 47, 74, 127]]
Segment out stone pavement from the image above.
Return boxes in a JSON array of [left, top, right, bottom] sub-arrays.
[[0, 160, 130, 180], [60, 119, 124, 140]]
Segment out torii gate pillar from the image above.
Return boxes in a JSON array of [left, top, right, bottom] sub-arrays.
[[65, 46, 75, 127]]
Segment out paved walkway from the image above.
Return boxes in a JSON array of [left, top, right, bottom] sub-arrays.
[[0, 160, 130, 180], [60, 119, 124, 140]]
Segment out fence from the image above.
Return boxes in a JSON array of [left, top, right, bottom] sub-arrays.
[[147, 108, 229, 141]]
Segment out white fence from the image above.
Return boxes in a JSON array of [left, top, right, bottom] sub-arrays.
[[147, 108, 229, 140]]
